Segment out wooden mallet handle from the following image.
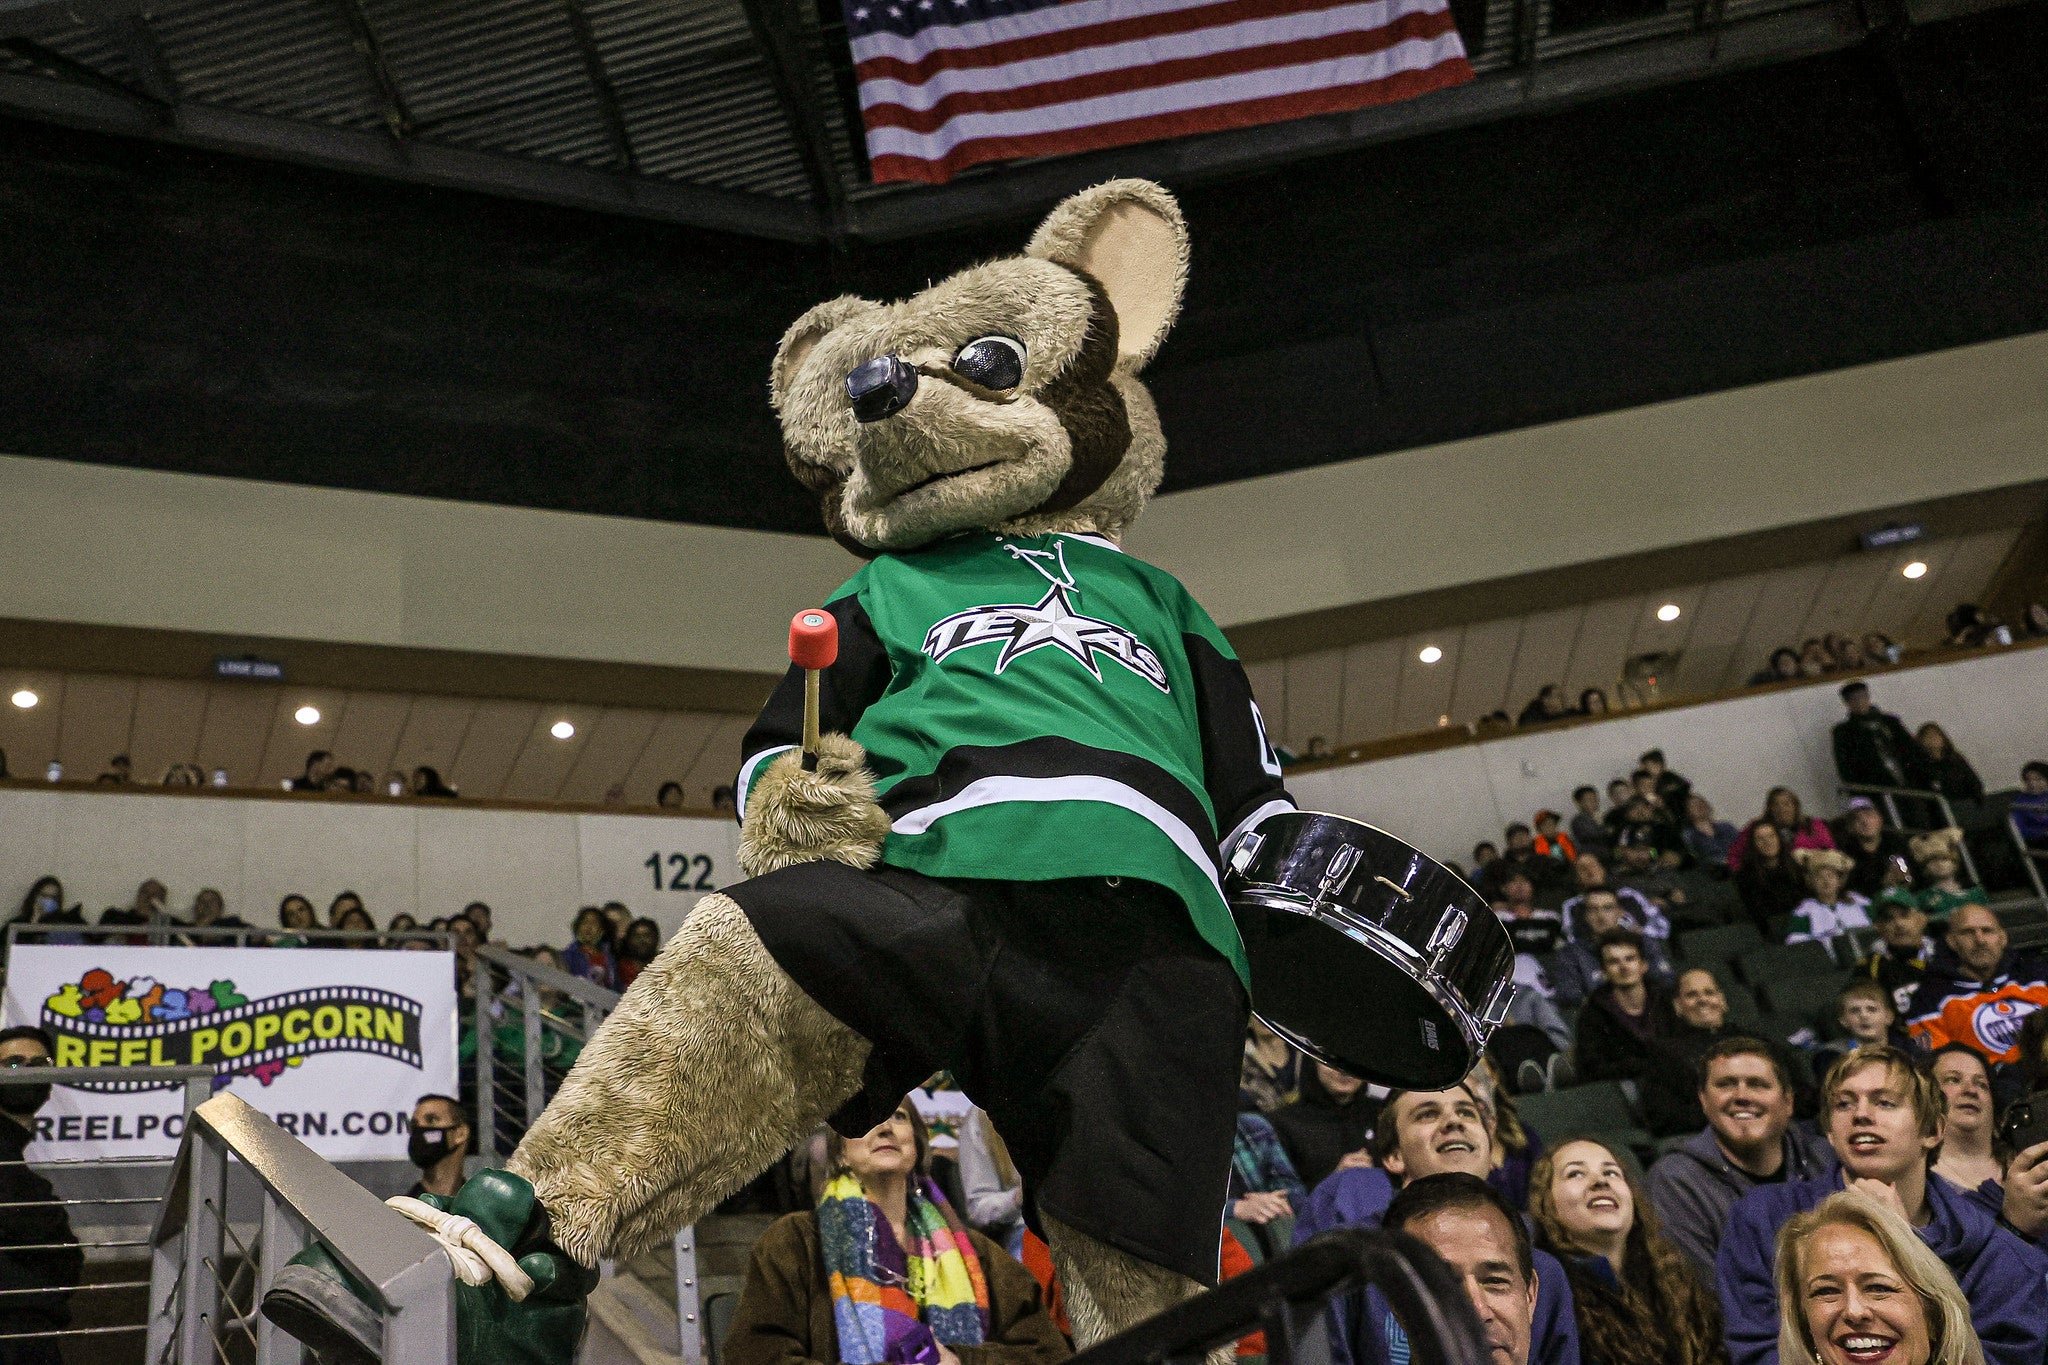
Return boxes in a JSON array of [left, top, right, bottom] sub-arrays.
[[789, 610, 838, 772]]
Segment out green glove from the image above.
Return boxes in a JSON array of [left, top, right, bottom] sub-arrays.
[[446, 1170, 595, 1365], [262, 1170, 593, 1365]]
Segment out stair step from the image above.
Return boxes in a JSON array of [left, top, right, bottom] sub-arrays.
[[587, 1279, 688, 1365]]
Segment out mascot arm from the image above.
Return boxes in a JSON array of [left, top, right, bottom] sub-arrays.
[[1186, 633, 1295, 858], [736, 596, 894, 878]]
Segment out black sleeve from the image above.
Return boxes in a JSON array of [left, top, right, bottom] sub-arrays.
[[1184, 634, 1294, 853], [735, 596, 895, 818]]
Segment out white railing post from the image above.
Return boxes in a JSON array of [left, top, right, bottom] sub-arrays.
[[256, 1193, 308, 1364], [675, 1224, 707, 1365], [178, 1129, 224, 1364], [522, 977, 546, 1128]]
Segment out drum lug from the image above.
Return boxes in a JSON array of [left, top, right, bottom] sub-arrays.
[[1228, 831, 1265, 876], [1315, 845, 1360, 906], [1425, 907, 1468, 971], [1480, 975, 1515, 1029]]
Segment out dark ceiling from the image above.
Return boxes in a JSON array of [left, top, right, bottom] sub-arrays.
[[0, 1, 2043, 537]]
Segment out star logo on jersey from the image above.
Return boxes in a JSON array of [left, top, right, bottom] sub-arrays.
[[922, 583, 1170, 691]]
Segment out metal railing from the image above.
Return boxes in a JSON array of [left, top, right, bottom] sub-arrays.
[[1067, 1228, 1487, 1365], [2012, 812, 2048, 904], [470, 945, 617, 1162], [6, 922, 455, 950], [471, 945, 714, 1362], [147, 1090, 454, 1363], [0, 1064, 210, 1359], [1837, 782, 1986, 888]]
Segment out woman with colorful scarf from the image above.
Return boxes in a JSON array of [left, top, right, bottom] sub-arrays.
[[727, 1101, 1071, 1365]]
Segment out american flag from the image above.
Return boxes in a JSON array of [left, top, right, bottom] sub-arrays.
[[844, 0, 1475, 185]]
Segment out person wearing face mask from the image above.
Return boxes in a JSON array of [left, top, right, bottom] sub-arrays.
[[1293, 1085, 1581, 1365], [1774, 1191, 1985, 1365], [1648, 1040, 1835, 1280], [9, 877, 85, 951], [0, 1027, 79, 1364], [1530, 1138, 1727, 1365], [405, 1095, 474, 1202], [1717, 1046, 2048, 1365], [724, 1101, 1069, 1365]]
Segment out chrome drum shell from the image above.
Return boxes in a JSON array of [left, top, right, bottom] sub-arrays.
[[1226, 812, 1515, 1089]]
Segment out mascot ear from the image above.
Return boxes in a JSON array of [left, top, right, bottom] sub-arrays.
[[1026, 179, 1188, 370], [771, 295, 881, 410]]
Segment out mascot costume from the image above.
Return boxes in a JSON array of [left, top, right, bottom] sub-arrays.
[[266, 178, 1301, 1364]]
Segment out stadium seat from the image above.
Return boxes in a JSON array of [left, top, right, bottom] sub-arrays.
[[1724, 979, 1767, 1030], [1737, 940, 1837, 985], [1225, 1217, 1267, 1264], [1514, 1082, 1655, 1163], [1757, 974, 1851, 1034], [1677, 923, 1763, 967]]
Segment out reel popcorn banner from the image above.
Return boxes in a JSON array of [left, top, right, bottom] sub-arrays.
[[2, 945, 459, 1162]]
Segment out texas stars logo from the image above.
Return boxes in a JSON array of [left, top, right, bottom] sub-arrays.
[[921, 540, 1170, 691]]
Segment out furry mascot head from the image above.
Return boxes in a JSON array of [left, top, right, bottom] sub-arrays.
[[768, 179, 1188, 554]]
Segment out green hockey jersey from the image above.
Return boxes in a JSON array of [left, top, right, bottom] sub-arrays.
[[739, 531, 1294, 986]]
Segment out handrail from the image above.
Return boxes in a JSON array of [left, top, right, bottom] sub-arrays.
[[149, 1092, 454, 1362], [1288, 634, 2048, 776], [1837, 782, 1980, 887], [1067, 1228, 1488, 1365], [0, 772, 731, 822], [475, 944, 622, 1012], [5, 923, 454, 949], [14, 1062, 212, 1106], [2011, 813, 2048, 903]]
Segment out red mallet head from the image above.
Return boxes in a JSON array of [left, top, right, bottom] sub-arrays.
[[789, 610, 838, 671]]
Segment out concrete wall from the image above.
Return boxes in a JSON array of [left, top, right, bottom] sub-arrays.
[[5, 330, 2045, 670], [0, 790, 739, 950], [1286, 642, 2048, 868]]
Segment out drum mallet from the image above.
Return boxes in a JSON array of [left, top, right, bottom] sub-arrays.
[[788, 609, 838, 772]]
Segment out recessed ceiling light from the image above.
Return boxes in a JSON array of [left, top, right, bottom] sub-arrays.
[[1657, 603, 1681, 622], [9, 689, 36, 710], [550, 720, 576, 740], [1418, 645, 1443, 665], [1902, 561, 1928, 580], [293, 705, 321, 726]]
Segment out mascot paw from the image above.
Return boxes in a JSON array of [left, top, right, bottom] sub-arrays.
[[738, 734, 891, 878]]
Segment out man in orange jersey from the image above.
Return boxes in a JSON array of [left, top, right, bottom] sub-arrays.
[[1906, 903, 2048, 1105]]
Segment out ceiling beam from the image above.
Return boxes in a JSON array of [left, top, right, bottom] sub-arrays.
[[0, 66, 823, 241], [560, 0, 637, 174], [1224, 479, 2048, 663], [0, 33, 159, 109], [114, 14, 176, 105], [332, 0, 413, 138], [0, 0, 146, 39], [838, 0, 1871, 240], [734, 0, 849, 236]]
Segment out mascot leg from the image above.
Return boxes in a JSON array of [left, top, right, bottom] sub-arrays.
[[1044, 1215, 1214, 1350], [507, 891, 869, 1262], [264, 893, 868, 1365]]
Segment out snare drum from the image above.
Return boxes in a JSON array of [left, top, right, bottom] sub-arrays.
[[1226, 812, 1515, 1089]]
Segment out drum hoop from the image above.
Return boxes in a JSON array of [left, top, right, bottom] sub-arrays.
[[1233, 887, 1492, 1059], [1290, 810, 1480, 896]]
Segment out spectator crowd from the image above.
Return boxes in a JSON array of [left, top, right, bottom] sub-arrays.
[[5, 669, 2048, 1365]]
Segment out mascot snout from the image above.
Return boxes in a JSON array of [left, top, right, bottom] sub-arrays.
[[845, 354, 919, 422]]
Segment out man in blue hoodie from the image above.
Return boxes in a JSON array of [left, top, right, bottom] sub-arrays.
[[1294, 1084, 1579, 1365], [1717, 1043, 2048, 1365]]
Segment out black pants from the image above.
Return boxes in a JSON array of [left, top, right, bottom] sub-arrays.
[[727, 860, 1249, 1286]]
